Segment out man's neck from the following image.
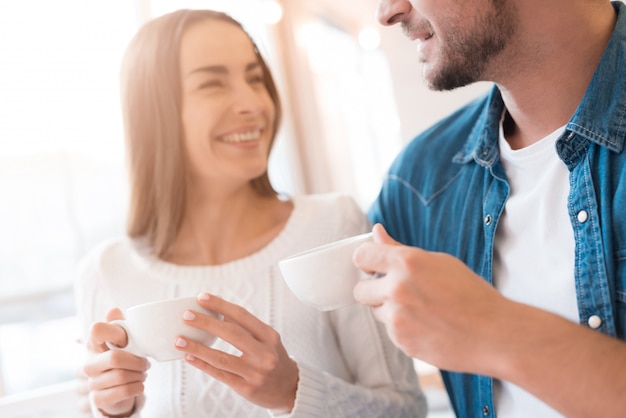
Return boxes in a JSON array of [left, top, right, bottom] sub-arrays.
[[497, 1, 616, 150]]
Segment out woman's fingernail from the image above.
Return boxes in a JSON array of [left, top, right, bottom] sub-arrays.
[[175, 337, 187, 348], [198, 292, 210, 301], [186, 354, 195, 361], [183, 310, 195, 321]]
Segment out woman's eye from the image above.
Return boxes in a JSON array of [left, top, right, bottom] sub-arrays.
[[199, 80, 223, 89], [248, 74, 264, 84]]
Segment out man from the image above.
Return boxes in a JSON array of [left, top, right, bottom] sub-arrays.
[[353, 0, 626, 417]]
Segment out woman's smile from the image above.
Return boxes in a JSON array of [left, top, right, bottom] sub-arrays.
[[220, 127, 265, 144]]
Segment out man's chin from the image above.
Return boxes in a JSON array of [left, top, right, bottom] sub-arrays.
[[425, 67, 476, 91]]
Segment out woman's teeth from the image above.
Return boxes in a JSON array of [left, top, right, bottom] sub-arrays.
[[222, 129, 262, 143]]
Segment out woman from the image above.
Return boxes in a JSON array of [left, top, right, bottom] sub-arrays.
[[76, 9, 426, 418]]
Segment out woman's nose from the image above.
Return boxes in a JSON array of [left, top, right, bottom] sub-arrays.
[[232, 84, 265, 115], [376, 0, 412, 26]]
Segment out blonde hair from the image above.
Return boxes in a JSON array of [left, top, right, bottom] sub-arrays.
[[120, 9, 282, 257]]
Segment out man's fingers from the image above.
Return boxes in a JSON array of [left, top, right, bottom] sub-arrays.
[[353, 239, 392, 278], [353, 275, 389, 306]]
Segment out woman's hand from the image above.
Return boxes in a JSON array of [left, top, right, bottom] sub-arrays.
[[174, 293, 299, 412], [83, 308, 150, 417]]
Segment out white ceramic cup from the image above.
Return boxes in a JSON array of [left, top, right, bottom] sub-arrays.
[[278, 232, 373, 311], [106, 296, 220, 362]]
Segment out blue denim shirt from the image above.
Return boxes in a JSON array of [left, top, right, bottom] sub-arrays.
[[368, 2, 626, 417]]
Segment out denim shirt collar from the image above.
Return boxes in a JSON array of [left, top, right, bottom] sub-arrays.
[[452, 87, 504, 167], [454, 1, 626, 167], [568, 1, 626, 153]]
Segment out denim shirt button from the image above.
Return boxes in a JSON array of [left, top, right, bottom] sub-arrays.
[[484, 214, 492, 226], [482, 405, 490, 416], [587, 315, 602, 329], [577, 210, 588, 223]]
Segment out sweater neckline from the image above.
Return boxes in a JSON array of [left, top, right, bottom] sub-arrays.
[[131, 195, 305, 280]]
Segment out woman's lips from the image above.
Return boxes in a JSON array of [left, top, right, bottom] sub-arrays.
[[220, 128, 263, 144]]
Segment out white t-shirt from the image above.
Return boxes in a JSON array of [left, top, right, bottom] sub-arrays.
[[75, 193, 427, 418], [493, 124, 578, 418]]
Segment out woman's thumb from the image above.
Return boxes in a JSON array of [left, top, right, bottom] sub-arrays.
[[105, 307, 125, 322]]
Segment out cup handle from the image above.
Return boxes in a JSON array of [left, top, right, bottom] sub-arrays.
[[104, 319, 146, 358]]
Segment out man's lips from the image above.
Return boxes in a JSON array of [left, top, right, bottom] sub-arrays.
[[409, 30, 434, 42], [402, 22, 434, 42]]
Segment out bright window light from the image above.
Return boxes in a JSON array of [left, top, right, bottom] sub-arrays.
[[0, 0, 137, 398], [260, 0, 283, 25], [358, 26, 381, 51]]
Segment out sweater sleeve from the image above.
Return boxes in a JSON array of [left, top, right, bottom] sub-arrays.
[[284, 303, 427, 417], [271, 194, 427, 417]]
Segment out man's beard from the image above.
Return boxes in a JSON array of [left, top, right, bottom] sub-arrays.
[[423, 2, 517, 91]]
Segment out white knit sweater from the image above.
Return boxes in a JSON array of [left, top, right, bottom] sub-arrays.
[[75, 193, 427, 418]]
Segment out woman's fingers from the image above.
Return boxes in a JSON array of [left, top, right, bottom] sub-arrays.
[[176, 293, 298, 410], [87, 321, 129, 352], [178, 308, 269, 379], [87, 308, 129, 353], [176, 333, 260, 378], [176, 334, 297, 410], [82, 308, 148, 417], [182, 307, 267, 359], [104, 307, 125, 322], [176, 337, 244, 383], [90, 382, 143, 417], [82, 348, 149, 417], [87, 367, 147, 392], [196, 293, 272, 341], [182, 293, 276, 359]]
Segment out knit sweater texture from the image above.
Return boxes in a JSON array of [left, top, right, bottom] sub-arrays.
[[75, 193, 427, 417]]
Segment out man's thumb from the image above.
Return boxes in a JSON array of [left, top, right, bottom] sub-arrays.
[[372, 223, 398, 245]]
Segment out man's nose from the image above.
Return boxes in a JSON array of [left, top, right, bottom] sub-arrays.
[[376, 0, 412, 26]]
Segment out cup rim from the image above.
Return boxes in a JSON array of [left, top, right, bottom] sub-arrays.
[[280, 232, 373, 262], [126, 295, 198, 312]]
